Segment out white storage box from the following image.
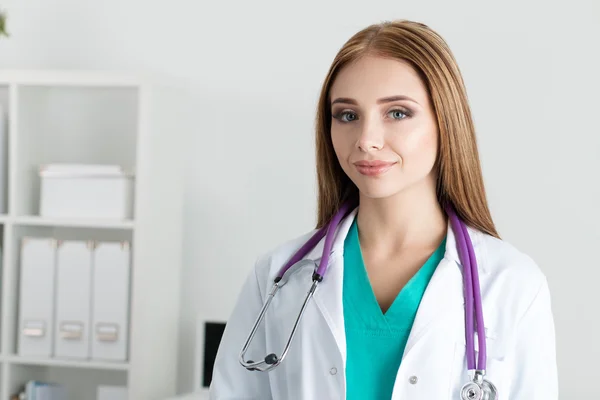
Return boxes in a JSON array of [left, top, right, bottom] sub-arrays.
[[39, 164, 134, 219]]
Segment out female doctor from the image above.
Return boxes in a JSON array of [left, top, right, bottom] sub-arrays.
[[209, 19, 558, 399]]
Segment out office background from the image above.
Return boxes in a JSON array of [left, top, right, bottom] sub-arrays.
[[0, 0, 598, 398]]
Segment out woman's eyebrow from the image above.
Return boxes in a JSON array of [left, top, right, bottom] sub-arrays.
[[331, 95, 419, 106]]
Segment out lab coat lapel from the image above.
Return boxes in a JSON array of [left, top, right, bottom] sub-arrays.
[[401, 256, 463, 357], [402, 221, 483, 358], [306, 208, 358, 366]]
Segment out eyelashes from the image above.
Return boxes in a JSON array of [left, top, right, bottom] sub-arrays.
[[331, 107, 413, 123], [332, 110, 358, 123]]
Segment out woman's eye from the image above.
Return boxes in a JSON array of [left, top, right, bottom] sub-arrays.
[[333, 111, 358, 122], [388, 109, 410, 120], [333, 108, 411, 122]]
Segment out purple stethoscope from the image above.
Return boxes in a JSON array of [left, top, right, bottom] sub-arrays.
[[239, 201, 498, 400]]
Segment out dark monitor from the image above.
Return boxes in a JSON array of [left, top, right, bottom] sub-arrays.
[[202, 321, 227, 387]]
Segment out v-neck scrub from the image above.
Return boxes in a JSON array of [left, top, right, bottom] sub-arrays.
[[342, 218, 446, 399]]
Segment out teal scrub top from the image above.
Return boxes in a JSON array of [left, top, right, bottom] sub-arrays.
[[343, 218, 446, 399]]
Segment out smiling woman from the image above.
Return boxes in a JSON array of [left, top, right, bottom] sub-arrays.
[[329, 56, 440, 202], [209, 19, 558, 400]]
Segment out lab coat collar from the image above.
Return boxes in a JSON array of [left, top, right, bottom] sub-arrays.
[[303, 206, 487, 273], [303, 207, 358, 263]]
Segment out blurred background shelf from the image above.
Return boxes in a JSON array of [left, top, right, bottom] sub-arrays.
[[0, 69, 185, 400], [11, 215, 135, 229], [4, 355, 130, 371]]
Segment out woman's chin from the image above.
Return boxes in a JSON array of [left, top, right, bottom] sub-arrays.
[[355, 183, 404, 200]]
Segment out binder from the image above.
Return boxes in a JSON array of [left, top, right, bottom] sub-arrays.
[[91, 241, 131, 361], [54, 240, 93, 359], [18, 238, 57, 357]]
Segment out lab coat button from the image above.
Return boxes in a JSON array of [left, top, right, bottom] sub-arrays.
[[330, 367, 337, 375], [409, 376, 418, 384]]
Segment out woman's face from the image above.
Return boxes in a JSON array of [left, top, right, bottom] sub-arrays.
[[329, 55, 440, 200]]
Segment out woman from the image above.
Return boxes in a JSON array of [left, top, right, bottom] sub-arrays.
[[209, 19, 558, 399]]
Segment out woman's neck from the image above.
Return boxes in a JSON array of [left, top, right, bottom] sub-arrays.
[[355, 181, 447, 256]]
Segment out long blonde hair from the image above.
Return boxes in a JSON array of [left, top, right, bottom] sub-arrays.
[[314, 20, 499, 239]]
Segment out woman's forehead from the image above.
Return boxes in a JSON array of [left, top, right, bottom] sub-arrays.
[[330, 56, 428, 106]]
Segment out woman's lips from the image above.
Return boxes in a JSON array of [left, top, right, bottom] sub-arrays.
[[353, 160, 397, 176]]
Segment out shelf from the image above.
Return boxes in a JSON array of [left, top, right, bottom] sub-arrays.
[[4, 355, 130, 371], [11, 215, 135, 229], [0, 69, 149, 87], [0, 68, 185, 399], [11, 84, 139, 217]]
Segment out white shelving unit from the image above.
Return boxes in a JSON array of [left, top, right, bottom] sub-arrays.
[[0, 70, 185, 399]]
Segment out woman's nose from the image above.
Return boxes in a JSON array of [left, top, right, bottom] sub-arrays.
[[356, 119, 384, 152]]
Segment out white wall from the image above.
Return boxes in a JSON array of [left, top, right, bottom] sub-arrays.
[[1, 0, 598, 397]]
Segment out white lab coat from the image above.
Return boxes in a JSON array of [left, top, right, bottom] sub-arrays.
[[209, 208, 558, 399]]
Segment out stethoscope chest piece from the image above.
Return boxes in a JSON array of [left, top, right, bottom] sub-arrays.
[[460, 378, 497, 400], [480, 379, 498, 400], [461, 381, 483, 400]]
